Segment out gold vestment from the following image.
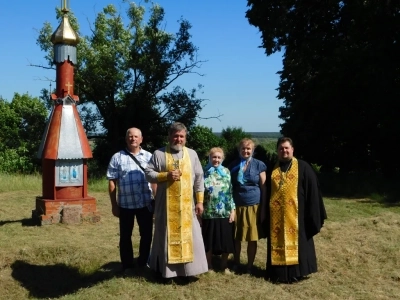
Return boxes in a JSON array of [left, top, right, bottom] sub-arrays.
[[270, 158, 299, 265], [165, 146, 194, 264]]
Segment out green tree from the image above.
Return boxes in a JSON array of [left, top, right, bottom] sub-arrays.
[[36, 2, 208, 167], [9, 93, 48, 151], [246, 0, 400, 176], [0, 97, 19, 151], [0, 93, 47, 173], [221, 127, 252, 166], [186, 125, 226, 166]]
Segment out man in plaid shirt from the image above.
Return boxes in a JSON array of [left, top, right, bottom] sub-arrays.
[[107, 127, 156, 273]]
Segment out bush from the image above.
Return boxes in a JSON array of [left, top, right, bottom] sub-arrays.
[[186, 125, 226, 166], [0, 148, 37, 174]]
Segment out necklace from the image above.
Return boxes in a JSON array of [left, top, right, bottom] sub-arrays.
[[172, 159, 180, 170], [169, 150, 183, 170], [278, 161, 292, 189]]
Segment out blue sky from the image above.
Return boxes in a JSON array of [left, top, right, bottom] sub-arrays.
[[0, 0, 283, 132]]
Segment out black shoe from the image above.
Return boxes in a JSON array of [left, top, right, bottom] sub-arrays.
[[177, 276, 198, 284], [162, 277, 173, 285], [136, 262, 147, 268], [154, 272, 171, 284], [136, 257, 148, 268], [287, 276, 307, 284]]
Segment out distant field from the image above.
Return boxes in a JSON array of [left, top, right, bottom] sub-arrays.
[[247, 132, 282, 138], [214, 132, 281, 139], [213, 132, 280, 150]]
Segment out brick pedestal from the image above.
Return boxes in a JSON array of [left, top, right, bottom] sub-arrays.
[[32, 196, 100, 225]]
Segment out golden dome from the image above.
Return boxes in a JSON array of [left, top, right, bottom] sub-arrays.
[[51, 15, 79, 45]]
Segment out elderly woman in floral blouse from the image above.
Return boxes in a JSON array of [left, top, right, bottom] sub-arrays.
[[202, 147, 235, 272]]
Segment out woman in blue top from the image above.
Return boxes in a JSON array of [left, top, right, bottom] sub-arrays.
[[229, 138, 267, 274], [202, 147, 236, 272]]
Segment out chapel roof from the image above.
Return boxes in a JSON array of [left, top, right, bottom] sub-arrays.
[[51, 12, 79, 46], [37, 96, 92, 160]]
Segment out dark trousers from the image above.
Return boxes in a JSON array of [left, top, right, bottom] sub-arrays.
[[119, 206, 153, 269]]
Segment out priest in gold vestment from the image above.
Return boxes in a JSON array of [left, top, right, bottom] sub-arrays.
[[265, 137, 327, 283], [145, 122, 208, 279]]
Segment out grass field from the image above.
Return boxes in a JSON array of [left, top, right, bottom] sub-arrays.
[[0, 174, 399, 299]]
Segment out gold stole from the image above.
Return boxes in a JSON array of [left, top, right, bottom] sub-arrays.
[[270, 158, 299, 265], [165, 145, 194, 264]]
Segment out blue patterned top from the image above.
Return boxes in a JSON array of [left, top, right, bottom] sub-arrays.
[[106, 148, 153, 209], [203, 166, 235, 219]]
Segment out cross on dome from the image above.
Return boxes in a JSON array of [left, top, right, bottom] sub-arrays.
[[61, 0, 70, 13]]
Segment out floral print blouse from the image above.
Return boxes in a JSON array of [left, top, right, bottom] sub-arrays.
[[203, 167, 235, 219]]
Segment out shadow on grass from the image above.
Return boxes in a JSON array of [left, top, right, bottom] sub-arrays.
[[11, 260, 122, 299], [230, 263, 265, 278], [0, 218, 39, 227], [11, 259, 193, 297], [210, 256, 265, 279], [318, 172, 399, 206]]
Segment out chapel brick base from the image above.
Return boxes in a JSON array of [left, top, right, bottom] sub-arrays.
[[32, 197, 100, 225]]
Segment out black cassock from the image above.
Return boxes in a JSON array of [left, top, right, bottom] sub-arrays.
[[264, 159, 327, 282]]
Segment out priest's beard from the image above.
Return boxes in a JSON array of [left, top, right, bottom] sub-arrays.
[[170, 143, 184, 151]]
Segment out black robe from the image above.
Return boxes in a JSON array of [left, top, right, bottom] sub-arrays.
[[264, 159, 327, 282]]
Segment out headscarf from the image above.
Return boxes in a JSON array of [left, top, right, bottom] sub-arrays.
[[231, 156, 252, 184], [204, 157, 227, 178]]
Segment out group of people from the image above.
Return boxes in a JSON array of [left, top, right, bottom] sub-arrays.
[[106, 122, 327, 284]]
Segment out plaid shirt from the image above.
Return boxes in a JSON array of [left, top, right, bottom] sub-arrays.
[[106, 148, 153, 209]]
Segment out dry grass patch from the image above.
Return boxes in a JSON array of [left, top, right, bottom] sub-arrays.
[[0, 175, 399, 299]]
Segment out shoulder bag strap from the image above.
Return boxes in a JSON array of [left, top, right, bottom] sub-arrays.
[[123, 149, 146, 172]]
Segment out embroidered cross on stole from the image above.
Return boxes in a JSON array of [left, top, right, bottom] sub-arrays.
[[165, 145, 194, 264], [270, 157, 299, 265]]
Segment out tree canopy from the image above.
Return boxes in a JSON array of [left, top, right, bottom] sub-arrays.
[[246, 0, 400, 176], [186, 125, 226, 165], [220, 127, 252, 166], [0, 93, 47, 173], [37, 2, 208, 166]]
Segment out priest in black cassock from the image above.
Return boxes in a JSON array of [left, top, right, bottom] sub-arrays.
[[264, 137, 327, 283]]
